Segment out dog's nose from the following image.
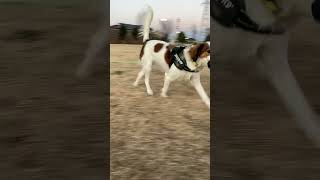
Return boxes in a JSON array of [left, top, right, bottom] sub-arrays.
[[207, 61, 210, 69], [312, 0, 320, 22]]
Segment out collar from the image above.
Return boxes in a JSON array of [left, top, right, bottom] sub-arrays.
[[171, 47, 199, 73], [212, 0, 285, 35]]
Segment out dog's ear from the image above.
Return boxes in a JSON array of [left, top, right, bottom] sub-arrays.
[[167, 44, 175, 51], [199, 43, 210, 58], [189, 43, 208, 61], [189, 44, 201, 61]]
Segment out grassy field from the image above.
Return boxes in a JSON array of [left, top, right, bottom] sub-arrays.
[[110, 44, 210, 179]]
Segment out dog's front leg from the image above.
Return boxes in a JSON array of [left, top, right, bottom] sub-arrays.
[[259, 36, 320, 147], [161, 72, 177, 97], [161, 68, 180, 97], [190, 73, 210, 109], [161, 74, 171, 97]]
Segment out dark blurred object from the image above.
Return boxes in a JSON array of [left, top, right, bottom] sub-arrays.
[[211, 0, 320, 179], [0, 0, 108, 179]]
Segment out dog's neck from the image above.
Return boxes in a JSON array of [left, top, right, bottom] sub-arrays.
[[184, 47, 207, 71], [182, 48, 198, 70]]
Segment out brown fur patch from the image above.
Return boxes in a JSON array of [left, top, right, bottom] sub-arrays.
[[154, 43, 164, 52], [199, 43, 210, 58], [189, 43, 210, 61], [165, 44, 175, 67], [139, 40, 149, 59]]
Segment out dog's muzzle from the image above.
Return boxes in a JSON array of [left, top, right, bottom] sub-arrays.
[[312, 0, 320, 22], [207, 61, 210, 69]]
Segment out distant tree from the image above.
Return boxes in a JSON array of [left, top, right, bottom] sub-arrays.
[[161, 33, 169, 42], [176, 32, 187, 43], [132, 26, 139, 40], [119, 24, 127, 40], [205, 34, 210, 41]]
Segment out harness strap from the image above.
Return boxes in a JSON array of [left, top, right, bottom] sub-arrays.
[[212, 0, 285, 35], [171, 47, 199, 73]]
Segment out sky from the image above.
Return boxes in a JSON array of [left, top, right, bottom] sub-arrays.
[[110, 0, 210, 40]]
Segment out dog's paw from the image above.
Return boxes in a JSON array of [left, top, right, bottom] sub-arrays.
[[147, 90, 154, 96], [161, 92, 168, 98]]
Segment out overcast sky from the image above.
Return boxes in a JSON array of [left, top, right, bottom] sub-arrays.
[[110, 0, 210, 40]]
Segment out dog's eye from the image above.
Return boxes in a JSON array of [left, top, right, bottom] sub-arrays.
[[207, 50, 210, 54]]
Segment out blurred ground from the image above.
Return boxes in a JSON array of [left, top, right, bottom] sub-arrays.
[[110, 44, 210, 179], [212, 19, 320, 179], [0, 1, 107, 179]]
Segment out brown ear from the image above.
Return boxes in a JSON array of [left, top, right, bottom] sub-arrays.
[[167, 44, 175, 51], [189, 43, 206, 61], [189, 44, 200, 61]]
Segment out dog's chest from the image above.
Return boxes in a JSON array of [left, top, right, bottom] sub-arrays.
[[177, 72, 193, 81], [166, 69, 193, 81], [180, 73, 192, 81]]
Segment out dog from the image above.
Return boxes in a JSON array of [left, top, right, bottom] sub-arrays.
[[211, 0, 320, 146], [133, 5, 211, 109]]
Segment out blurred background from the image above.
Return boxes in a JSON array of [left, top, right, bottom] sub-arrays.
[[110, 0, 210, 43]]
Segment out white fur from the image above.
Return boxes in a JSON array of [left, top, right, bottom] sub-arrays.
[[134, 5, 210, 109], [212, 0, 320, 146]]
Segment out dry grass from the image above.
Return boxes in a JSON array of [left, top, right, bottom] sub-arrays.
[[110, 44, 210, 180]]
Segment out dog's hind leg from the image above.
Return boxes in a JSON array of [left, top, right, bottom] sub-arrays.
[[133, 70, 145, 87], [259, 37, 320, 147], [143, 61, 153, 95], [144, 69, 153, 95]]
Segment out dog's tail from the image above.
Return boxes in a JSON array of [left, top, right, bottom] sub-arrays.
[[141, 5, 153, 42]]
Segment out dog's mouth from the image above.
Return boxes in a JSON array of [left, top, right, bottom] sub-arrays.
[[312, 0, 320, 22]]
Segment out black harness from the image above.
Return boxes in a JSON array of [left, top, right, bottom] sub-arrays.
[[171, 46, 199, 73], [211, 0, 285, 35]]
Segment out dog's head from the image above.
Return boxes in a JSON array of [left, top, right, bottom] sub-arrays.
[[188, 42, 211, 70]]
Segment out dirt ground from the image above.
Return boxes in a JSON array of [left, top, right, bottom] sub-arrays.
[[110, 44, 210, 179], [212, 20, 320, 179], [0, 2, 107, 179]]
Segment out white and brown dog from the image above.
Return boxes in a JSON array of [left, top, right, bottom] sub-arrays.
[[133, 5, 211, 109]]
